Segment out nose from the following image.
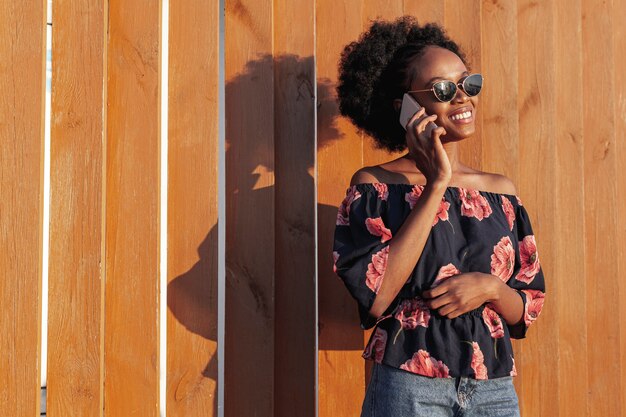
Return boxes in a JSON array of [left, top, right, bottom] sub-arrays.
[[452, 86, 470, 104]]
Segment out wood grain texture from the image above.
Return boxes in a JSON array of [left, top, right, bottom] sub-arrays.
[[516, 1, 558, 415], [316, 0, 367, 416], [47, 0, 105, 415], [0, 1, 45, 416], [104, 0, 161, 415], [166, 0, 219, 416], [403, 0, 445, 24], [445, 0, 482, 171], [224, 0, 274, 416], [273, 0, 317, 416], [614, 1, 626, 413], [581, 1, 621, 416], [554, 0, 587, 415]]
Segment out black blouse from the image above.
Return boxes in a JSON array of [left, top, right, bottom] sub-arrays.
[[332, 183, 546, 379]]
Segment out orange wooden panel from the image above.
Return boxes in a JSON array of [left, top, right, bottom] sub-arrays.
[[224, 0, 274, 416], [614, 1, 626, 413], [554, 0, 587, 415], [166, 0, 219, 416], [47, 0, 105, 415], [0, 1, 45, 416], [104, 0, 161, 415], [316, 0, 367, 415], [581, 1, 621, 416], [516, 1, 559, 415], [403, 0, 445, 24], [444, 0, 482, 170], [273, 1, 316, 416]]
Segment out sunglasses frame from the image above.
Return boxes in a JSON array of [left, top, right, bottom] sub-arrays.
[[407, 73, 484, 103]]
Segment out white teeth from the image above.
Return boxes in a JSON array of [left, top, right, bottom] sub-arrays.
[[450, 111, 471, 121]]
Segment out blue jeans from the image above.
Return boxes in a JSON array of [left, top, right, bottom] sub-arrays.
[[361, 363, 520, 417]]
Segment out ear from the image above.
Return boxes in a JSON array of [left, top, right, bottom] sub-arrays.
[[393, 98, 402, 113]]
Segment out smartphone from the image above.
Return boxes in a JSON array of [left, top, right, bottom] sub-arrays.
[[399, 93, 437, 136]]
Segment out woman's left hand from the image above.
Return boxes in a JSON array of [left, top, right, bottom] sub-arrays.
[[421, 272, 501, 319]]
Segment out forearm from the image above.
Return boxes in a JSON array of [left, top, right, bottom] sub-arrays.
[[369, 182, 448, 318], [485, 274, 524, 326]]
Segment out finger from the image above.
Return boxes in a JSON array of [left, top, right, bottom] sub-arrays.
[[415, 114, 438, 133], [423, 284, 448, 299], [426, 294, 453, 310], [437, 303, 458, 317]]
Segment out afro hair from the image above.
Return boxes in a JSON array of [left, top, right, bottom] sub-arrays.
[[336, 16, 467, 153]]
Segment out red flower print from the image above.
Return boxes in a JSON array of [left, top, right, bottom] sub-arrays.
[[470, 342, 488, 380], [336, 186, 361, 226], [516, 196, 523, 206], [373, 183, 389, 201], [405, 185, 450, 226], [458, 188, 493, 221], [510, 356, 518, 377], [515, 235, 540, 284], [404, 185, 424, 209], [332, 251, 339, 273], [433, 263, 461, 288], [395, 298, 431, 330], [366, 246, 390, 293], [400, 349, 450, 378], [522, 289, 545, 327], [365, 217, 392, 243], [362, 327, 387, 363], [490, 236, 515, 282], [501, 196, 515, 231], [482, 306, 504, 339]]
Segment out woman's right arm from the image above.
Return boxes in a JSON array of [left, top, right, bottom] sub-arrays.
[[361, 110, 451, 319]]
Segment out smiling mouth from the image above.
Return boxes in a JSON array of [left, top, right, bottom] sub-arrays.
[[448, 109, 473, 124]]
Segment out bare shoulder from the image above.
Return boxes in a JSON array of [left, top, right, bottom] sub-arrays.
[[481, 173, 518, 195], [349, 167, 382, 186]]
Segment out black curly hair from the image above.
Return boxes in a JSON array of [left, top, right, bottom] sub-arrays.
[[336, 16, 468, 153]]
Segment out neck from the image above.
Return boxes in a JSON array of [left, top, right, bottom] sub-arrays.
[[442, 141, 461, 171]]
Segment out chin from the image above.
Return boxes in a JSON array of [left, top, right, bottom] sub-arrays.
[[440, 127, 475, 143]]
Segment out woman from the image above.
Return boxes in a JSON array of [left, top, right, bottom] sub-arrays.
[[332, 16, 545, 417]]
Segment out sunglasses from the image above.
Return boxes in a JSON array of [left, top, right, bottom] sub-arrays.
[[407, 73, 483, 103]]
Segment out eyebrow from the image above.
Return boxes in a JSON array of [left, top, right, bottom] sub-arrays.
[[425, 71, 470, 85]]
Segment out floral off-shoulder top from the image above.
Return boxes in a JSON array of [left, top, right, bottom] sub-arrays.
[[332, 183, 546, 380]]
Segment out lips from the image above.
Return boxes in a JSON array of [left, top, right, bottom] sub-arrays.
[[448, 107, 474, 124]]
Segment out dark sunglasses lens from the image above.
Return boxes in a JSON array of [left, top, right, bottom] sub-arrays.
[[463, 74, 483, 96], [433, 81, 457, 102]]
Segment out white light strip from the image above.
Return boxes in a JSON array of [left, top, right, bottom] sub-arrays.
[[217, 0, 226, 414], [159, 0, 169, 415], [41, 0, 53, 389]]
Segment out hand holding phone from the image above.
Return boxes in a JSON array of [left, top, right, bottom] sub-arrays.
[[399, 93, 437, 137]]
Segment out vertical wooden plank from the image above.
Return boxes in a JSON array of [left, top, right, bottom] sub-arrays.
[[166, 0, 218, 416], [273, 1, 316, 416], [47, 0, 105, 415], [104, 0, 161, 415], [516, 1, 559, 416], [614, 1, 626, 413], [555, 0, 587, 415], [0, 1, 45, 416], [224, 0, 274, 416], [316, 0, 366, 416], [581, 1, 620, 416], [361, 1, 404, 167], [480, 0, 523, 399], [444, 0, 482, 170], [403, 0, 445, 24]]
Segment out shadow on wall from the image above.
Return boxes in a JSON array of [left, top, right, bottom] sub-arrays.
[[166, 52, 364, 412]]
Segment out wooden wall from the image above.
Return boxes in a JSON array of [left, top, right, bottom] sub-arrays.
[[2, 1, 626, 416]]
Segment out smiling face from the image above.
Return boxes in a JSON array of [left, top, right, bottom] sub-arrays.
[[406, 46, 478, 142]]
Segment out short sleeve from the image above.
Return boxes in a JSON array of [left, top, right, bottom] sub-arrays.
[[332, 185, 398, 329], [506, 199, 546, 339]]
